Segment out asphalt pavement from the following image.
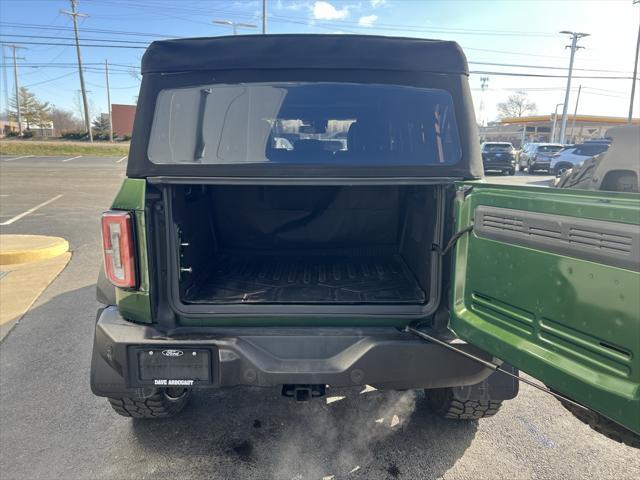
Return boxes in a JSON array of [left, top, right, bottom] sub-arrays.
[[0, 157, 638, 480]]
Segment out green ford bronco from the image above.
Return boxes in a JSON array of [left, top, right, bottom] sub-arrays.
[[91, 35, 639, 446]]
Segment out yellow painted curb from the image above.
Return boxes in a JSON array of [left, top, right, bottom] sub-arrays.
[[0, 235, 69, 265]]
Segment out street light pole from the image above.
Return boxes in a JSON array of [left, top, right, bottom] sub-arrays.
[[61, 0, 93, 142], [629, 21, 640, 122], [558, 31, 589, 144], [262, 0, 267, 34], [551, 102, 563, 143], [212, 19, 258, 35], [479, 76, 489, 127]]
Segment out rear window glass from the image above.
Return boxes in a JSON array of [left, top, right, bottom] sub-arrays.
[[147, 82, 461, 166], [484, 143, 512, 151], [537, 145, 564, 153], [574, 145, 609, 156]]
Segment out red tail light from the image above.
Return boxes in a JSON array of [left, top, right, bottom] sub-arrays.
[[101, 211, 136, 288]]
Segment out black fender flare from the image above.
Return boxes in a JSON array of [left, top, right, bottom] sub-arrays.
[[96, 267, 116, 305]]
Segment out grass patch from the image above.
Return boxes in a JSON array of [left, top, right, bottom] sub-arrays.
[[0, 139, 129, 157]]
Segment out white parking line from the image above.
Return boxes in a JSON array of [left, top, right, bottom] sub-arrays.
[[0, 194, 64, 226], [116, 156, 127, 163], [62, 156, 82, 162], [4, 155, 34, 162]]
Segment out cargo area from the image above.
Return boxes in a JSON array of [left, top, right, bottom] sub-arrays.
[[167, 184, 442, 308]]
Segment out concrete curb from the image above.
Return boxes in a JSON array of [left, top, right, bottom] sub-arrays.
[[0, 235, 69, 265]]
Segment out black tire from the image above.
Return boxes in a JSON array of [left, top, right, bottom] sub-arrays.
[[560, 400, 640, 449], [424, 387, 503, 420], [108, 388, 192, 419], [554, 163, 572, 177], [508, 167, 516, 176]]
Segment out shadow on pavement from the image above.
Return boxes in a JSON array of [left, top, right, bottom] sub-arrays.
[[130, 386, 477, 479], [1, 283, 476, 480]]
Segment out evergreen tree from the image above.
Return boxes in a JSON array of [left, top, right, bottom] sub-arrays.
[[92, 114, 111, 133], [8, 87, 50, 130]]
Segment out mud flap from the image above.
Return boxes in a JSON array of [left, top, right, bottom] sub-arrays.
[[448, 364, 519, 401]]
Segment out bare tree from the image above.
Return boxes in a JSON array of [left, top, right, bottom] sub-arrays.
[[496, 91, 537, 118], [50, 106, 83, 134], [73, 90, 97, 126]]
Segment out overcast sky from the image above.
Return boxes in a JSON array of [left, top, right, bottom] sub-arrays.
[[1, 0, 638, 123]]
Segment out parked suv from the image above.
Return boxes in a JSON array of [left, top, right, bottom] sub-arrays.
[[550, 141, 610, 176], [480, 142, 516, 175], [519, 143, 565, 173], [91, 35, 639, 446]]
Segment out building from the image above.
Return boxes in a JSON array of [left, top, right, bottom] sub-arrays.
[[0, 118, 20, 137], [111, 104, 136, 138], [0, 117, 54, 137], [479, 115, 640, 147]]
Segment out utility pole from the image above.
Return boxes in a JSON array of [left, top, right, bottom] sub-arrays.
[[569, 85, 582, 143], [629, 21, 640, 122], [551, 102, 563, 143], [1, 46, 10, 117], [3, 44, 26, 134], [212, 19, 257, 35], [262, 0, 267, 34], [105, 59, 113, 142], [61, 0, 93, 142], [558, 31, 589, 144]]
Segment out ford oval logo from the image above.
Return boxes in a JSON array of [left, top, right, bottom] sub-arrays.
[[162, 349, 184, 357]]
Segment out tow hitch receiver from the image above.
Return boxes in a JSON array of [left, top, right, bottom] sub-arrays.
[[282, 384, 326, 402]]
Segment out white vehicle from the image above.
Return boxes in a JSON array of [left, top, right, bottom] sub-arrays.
[[549, 142, 610, 176]]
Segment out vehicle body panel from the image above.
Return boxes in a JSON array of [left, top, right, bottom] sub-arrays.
[[109, 178, 152, 324], [91, 306, 503, 397], [450, 182, 640, 434], [550, 142, 610, 176]]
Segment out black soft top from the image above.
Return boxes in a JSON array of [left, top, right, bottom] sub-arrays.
[[141, 34, 469, 75]]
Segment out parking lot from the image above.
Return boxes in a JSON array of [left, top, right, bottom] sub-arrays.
[[0, 155, 637, 480]]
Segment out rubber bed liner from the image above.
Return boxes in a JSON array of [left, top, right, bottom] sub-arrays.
[[184, 252, 426, 304]]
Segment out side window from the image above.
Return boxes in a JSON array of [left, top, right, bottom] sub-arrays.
[[575, 145, 606, 156]]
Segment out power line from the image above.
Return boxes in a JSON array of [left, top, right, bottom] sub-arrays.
[[1, 36, 636, 79], [0, 33, 149, 44], [468, 61, 632, 75], [84, 1, 559, 38], [470, 70, 633, 80], [0, 40, 146, 49], [0, 22, 169, 39], [23, 70, 76, 87]]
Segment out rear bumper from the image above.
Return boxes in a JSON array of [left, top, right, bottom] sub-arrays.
[[482, 160, 515, 171], [482, 157, 516, 171], [531, 161, 551, 170], [91, 306, 498, 398]]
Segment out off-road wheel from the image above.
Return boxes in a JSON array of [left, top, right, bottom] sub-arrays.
[[560, 400, 640, 448], [425, 387, 503, 420], [108, 388, 192, 418], [508, 167, 516, 176]]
